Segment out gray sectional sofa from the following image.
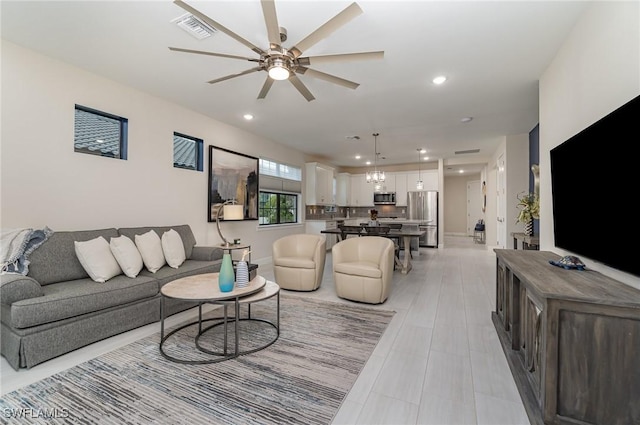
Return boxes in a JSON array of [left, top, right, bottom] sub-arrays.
[[0, 224, 223, 370]]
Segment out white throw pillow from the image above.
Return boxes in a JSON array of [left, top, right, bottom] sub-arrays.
[[161, 229, 186, 269], [134, 230, 166, 273], [74, 237, 122, 283], [110, 235, 144, 278]]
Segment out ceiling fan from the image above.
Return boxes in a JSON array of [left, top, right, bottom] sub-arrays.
[[169, 0, 384, 102]]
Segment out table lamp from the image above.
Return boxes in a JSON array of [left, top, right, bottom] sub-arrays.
[[215, 200, 244, 247]]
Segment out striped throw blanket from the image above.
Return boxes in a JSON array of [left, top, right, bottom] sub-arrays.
[[1, 227, 53, 275]]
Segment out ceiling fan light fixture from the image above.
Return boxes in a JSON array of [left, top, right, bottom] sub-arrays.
[[267, 58, 290, 80]]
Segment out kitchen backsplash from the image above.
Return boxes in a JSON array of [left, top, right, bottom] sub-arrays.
[[305, 205, 408, 220]]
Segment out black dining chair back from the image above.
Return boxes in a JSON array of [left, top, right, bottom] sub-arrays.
[[338, 225, 365, 239]]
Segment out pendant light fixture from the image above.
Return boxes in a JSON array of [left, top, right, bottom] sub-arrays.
[[416, 148, 424, 190], [366, 133, 385, 185]]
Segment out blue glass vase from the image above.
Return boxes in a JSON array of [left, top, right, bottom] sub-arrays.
[[218, 253, 235, 292]]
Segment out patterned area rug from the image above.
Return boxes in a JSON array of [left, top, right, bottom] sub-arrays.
[[0, 294, 395, 424]]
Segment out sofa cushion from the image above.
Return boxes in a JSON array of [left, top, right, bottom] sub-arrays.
[[74, 237, 122, 283], [8, 275, 159, 329], [27, 228, 120, 286], [118, 225, 197, 260], [135, 230, 166, 273], [333, 261, 382, 279], [0, 275, 43, 305], [161, 229, 186, 269], [139, 259, 219, 287], [109, 235, 144, 278]]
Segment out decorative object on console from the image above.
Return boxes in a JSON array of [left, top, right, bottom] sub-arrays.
[[515, 191, 539, 236], [215, 200, 244, 247], [365, 133, 385, 186], [549, 255, 586, 270], [218, 253, 235, 292]]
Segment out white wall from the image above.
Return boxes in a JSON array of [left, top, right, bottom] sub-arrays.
[[505, 133, 530, 238], [539, 2, 640, 288], [0, 41, 306, 262]]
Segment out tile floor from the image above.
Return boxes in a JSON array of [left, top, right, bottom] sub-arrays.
[[0, 235, 530, 424]]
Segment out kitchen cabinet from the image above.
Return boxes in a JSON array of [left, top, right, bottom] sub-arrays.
[[305, 220, 338, 251], [395, 173, 408, 206], [349, 174, 374, 207], [407, 170, 438, 191], [493, 250, 640, 425], [305, 162, 335, 205], [375, 173, 395, 193], [336, 173, 351, 206]]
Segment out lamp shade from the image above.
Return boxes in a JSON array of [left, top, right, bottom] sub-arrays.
[[223, 204, 244, 221]]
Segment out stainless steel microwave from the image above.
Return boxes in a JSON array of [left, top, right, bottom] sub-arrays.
[[373, 192, 396, 205]]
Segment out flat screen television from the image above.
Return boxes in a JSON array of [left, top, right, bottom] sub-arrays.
[[550, 94, 640, 277]]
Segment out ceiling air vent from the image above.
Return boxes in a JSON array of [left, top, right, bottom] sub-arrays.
[[455, 149, 480, 155], [171, 13, 217, 40]]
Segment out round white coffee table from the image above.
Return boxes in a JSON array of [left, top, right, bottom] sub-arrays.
[[160, 273, 280, 364]]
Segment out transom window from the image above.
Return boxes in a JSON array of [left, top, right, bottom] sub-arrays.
[[74, 105, 128, 160], [259, 158, 301, 181]]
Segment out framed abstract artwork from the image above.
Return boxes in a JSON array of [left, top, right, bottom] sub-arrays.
[[208, 146, 259, 222]]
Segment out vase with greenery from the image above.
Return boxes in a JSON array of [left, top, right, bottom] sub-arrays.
[[516, 192, 539, 236]]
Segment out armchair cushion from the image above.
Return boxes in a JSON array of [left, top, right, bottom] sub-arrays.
[[274, 257, 316, 269]]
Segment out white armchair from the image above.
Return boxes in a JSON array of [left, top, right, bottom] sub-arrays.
[[272, 234, 326, 291], [332, 236, 395, 304]]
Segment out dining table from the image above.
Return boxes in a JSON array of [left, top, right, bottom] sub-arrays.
[[320, 226, 426, 274]]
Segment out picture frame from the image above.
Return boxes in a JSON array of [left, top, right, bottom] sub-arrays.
[[208, 146, 259, 222]]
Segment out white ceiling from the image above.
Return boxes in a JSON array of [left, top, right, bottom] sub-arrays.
[[0, 1, 589, 175]]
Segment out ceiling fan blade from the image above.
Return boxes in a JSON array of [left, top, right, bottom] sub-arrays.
[[207, 67, 262, 85], [296, 67, 359, 90], [257, 77, 274, 99], [298, 51, 384, 66], [260, 0, 281, 49], [169, 47, 259, 62], [174, 0, 265, 55], [289, 2, 363, 58], [288, 75, 316, 102]]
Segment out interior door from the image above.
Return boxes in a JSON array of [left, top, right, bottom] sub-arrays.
[[467, 180, 482, 236], [496, 154, 506, 248]]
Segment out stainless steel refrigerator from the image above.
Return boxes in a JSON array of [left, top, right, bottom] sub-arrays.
[[407, 191, 438, 247]]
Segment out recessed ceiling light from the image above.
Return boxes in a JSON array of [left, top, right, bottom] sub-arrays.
[[243, 114, 254, 120], [420, 149, 427, 154], [423, 156, 429, 161], [432, 75, 447, 85], [461, 117, 473, 123], [355, 155, 361, 159], [459, 170, 464, 174], [365, 161, 371, 165]]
